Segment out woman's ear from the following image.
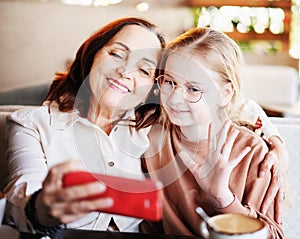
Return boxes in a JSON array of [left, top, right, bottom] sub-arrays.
[[219, 82, 234, 106]]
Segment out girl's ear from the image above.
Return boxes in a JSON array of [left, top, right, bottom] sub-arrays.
[[219, 82, 234, 106]]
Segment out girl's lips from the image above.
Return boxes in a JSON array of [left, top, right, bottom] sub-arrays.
[[168, 107, 189, 115], [107, 78, 132, 94]]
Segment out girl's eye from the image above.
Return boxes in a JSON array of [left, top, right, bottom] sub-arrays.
[[164, 79, 174, 86], [186, 85, 202, 92]]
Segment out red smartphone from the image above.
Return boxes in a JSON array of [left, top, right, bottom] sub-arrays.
[[62, 171, 163, 221]]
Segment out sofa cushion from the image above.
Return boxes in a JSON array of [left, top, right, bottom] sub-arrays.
[[0, 111, 10, 191], [270, 117, 300, 238], [241, 65, 299, 106], [0, 83, 49, 106]]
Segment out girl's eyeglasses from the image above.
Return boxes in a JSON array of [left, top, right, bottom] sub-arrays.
[[156, 75, 203, 103]]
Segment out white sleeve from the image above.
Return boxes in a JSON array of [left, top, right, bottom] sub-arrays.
[[238, 99, 280, 139], [3, 111, 48, 233]]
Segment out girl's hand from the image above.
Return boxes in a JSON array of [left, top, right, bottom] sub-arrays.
[[34, 161, 113, 227], [180, 120, 251, 208], [259, 136, 289, 224]]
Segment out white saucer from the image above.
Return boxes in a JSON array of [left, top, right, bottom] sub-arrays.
[[0, 225, 20, 239]]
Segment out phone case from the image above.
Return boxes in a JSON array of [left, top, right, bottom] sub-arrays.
[[62, 171, 162, 221]]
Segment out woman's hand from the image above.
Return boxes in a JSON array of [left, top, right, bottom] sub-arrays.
[[180, 120, 251, 208], [259, 136, 289, 224], [34, 161, 113, 227]]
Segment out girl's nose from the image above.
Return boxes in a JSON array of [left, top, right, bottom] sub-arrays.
[[169, 87, 185, 104]]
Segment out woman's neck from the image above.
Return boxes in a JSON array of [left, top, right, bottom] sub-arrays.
[[87, 100, 125, 135]]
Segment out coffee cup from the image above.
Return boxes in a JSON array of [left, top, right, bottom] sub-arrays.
[[200, 213, 268, 239], [0, 191, 6, 225]]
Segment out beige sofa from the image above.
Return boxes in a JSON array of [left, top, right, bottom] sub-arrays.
[[241, 65, 300, 117], [269, 117, 300, 238], [0, 105, 299, 238]]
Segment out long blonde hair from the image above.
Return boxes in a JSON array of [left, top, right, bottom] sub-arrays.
[[163, 27, 244, 121]]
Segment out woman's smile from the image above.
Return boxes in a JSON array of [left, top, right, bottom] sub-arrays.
[[107, 78, 132, 94]]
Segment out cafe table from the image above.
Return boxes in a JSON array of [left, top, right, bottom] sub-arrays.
[[19, 229, 202, 239]]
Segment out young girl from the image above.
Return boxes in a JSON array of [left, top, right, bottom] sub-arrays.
[[142, 28, 285, 238]]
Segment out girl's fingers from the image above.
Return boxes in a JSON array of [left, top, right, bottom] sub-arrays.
[[180, 150, 216, 179], [230, 146, 251, 168], [216, 120, 231, 154], [221, 129, 239, 159], [179, 150, 198, 173], [208, 122, 216, 152]]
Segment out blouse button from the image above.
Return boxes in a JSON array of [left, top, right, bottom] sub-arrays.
[[108, 161, 115, 167]]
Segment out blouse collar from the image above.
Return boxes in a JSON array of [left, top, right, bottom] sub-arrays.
[[46, 101, 135, 130]]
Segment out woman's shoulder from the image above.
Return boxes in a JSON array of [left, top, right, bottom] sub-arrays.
[[7, 103, 52, 127], [232, 122, 270, 174], [233, 122, 269, 152]]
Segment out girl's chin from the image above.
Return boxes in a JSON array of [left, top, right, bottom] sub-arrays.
[[169, 118, 188, 126], [169, 116, 198, 127]]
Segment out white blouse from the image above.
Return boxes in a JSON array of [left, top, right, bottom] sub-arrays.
[[238, 98, 280, 138], [4, 102, 151, 233]]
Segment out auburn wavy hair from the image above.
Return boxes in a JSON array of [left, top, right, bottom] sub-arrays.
[[44, 17, 166, 129]]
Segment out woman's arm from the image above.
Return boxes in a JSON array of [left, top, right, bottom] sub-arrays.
[[239, 99, 288, 223], [34, 161, 112, 227], [233, 138, 285, 239], [4, 113, 49, 232], [4, 110, 113, 234], [259, 135, 289, 224]]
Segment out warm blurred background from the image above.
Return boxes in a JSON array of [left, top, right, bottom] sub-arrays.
[[0, 0, 299, 116], [0, 2, 300, 237]]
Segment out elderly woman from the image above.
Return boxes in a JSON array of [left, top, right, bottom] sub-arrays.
[[4, 17, 165, 236]]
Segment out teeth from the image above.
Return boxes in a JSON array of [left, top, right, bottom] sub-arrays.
[[108, 79, 130, 93]]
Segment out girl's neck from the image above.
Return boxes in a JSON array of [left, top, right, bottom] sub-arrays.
[[180, 124, 209, 142]]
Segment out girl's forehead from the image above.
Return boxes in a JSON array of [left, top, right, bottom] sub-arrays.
[[164, 53, 212, 86]]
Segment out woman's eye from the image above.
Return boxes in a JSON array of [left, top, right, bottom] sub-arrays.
[[140, 68, 150, 76], [109, 50, 126, 61]]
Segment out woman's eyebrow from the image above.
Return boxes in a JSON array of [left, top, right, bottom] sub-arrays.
[[113, 42, 157, 66], [113, 42, 130, 50]]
